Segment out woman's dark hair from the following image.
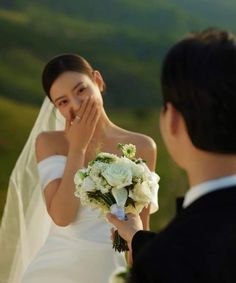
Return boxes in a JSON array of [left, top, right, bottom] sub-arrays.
[[161, 28, 236, 154], [42, 54, 105, 99]]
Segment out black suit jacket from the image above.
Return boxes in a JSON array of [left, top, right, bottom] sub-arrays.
[[131, 185, 236, 283]]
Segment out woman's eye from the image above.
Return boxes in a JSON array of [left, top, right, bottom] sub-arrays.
[[58, 100, 68, 106], [78, 86, 86, 93]]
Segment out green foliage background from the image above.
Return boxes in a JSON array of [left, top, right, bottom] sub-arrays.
[[1, 0, 236, 231]]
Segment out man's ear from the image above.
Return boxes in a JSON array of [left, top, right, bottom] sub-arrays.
[[165, 102, 181, 136], [93, 70, 104, 92]]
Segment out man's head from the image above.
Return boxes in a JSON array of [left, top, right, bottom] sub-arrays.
[[161, 28, 236, 155]]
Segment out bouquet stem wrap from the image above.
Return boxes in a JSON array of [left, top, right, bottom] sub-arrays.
[[110, 204, 129, 252]]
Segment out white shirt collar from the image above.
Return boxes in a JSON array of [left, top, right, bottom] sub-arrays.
[[183, 174, 236, 208]]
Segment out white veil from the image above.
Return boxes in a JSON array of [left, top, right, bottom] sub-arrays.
[[0, 97, 65, 283]]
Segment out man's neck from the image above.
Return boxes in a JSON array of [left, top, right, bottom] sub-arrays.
[[187, 151, 236, 187]]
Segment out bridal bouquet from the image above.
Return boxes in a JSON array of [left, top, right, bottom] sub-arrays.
[[74, 143, 159, 252]]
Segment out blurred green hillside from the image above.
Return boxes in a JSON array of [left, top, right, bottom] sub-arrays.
[[1, 0, 236, 108], [1, 0, 236, 230]]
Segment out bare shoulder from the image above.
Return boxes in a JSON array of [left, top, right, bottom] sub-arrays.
[[118, 129, 157, 170], [35, 131, 66, 162], [124, 130, 156, 154]]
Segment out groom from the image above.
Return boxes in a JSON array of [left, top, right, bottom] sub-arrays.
[[108, 28, 236, 282]]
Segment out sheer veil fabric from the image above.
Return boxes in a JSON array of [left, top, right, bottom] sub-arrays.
[[0, 98, 65, 283]]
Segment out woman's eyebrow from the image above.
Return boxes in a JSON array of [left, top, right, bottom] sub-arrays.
[[53, 82, 84, 103], [54, 95, 66, 104], [72, 81, 83, 92]]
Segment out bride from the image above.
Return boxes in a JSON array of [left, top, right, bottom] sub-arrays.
[[0, 54, 158, 283]]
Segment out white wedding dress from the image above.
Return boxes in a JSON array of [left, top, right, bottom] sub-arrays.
[[22, 155, 126, 283]]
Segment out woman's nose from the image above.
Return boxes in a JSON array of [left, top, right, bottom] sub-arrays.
[[70, 97, 81, 110]]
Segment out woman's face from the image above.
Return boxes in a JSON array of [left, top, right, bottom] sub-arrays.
[[50, 71, 103, 120]]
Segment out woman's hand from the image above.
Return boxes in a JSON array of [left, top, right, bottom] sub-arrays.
[[65, 96, 102, 152]]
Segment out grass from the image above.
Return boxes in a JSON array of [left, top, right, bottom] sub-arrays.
[[0, 96, 188, 231]]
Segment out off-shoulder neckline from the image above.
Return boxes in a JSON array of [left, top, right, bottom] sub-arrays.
[[37, 154, 67, 166]]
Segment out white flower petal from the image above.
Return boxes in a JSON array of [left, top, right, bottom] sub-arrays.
[[81, 176, 96, 192], [111, 188, 128, 208]]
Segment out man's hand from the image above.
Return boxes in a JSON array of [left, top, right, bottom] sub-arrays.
[[107, 213, 143, 250]]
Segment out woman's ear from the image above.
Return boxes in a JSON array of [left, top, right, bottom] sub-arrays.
[[93, 70, 104, 92]]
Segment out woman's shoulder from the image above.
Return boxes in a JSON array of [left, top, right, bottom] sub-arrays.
[[121, 129, 157, 169], [118, 128, 157, 152], [115, 128, 157, 167], [35, 131, 66, 162]]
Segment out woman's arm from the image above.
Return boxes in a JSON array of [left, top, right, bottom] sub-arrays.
[[36, 135, 85, 226], [36, 97, 101, 226]]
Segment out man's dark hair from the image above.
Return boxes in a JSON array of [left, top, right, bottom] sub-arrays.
[[161, 28, 236, 154]]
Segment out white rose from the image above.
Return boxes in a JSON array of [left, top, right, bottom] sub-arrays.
[[146, 172, 160, 212], [150, 171, 160, 183], [131, 162, 145, 177], [81, 176, 96, 192], [119, 157, 146, 179], [118, 156, 133, 168], [129, 181, 152, 204], [102, 163, 132, 189]]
